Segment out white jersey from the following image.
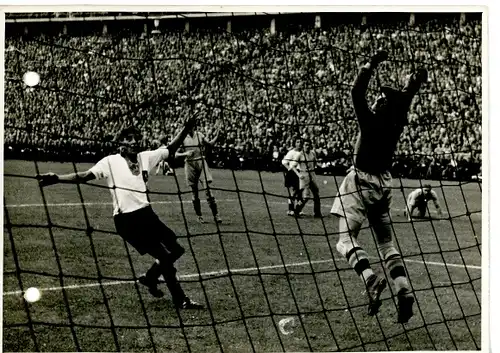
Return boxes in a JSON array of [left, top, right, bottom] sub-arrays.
[[282, 149, 302, 170], [183, 131, 206, 162], [298, 150, 317, 173], [90, 148, 169, 215], [407, 188, 438, 206]]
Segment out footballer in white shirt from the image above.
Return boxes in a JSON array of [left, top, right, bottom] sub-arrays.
[[36, 116, 203, 310], [293, 139, 322, 218], [281, 138, 304, 216], [175, 124, 221, 224]]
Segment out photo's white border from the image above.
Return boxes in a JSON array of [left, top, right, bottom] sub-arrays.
[[0, 1, 495, 353], [0, 0, 492, 6], [487, 4, 499, 353], [0, 8, 4, 353]]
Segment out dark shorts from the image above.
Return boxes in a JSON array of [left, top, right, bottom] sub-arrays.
[[284, 170, 299, 189], [113, 206, 184, 256], [415, 203, 428, 217]]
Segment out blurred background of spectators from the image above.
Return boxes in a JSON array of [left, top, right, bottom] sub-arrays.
[[4, 12, 482, 181]]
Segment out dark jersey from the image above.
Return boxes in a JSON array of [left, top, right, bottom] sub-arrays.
[[350, 65, 418, 174]]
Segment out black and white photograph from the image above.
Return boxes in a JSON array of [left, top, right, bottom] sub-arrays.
[[2, 5, 487, 352]]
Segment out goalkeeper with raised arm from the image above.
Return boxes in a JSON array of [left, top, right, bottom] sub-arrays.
[[36, 115, 204, 310], [330, 50, 428, 323]]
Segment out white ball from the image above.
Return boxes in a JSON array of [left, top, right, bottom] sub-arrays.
[[278, 317, 296, 335], [323, 180, 328, 185], [23, 71, 40, 87], [24, 287, 41, 302]]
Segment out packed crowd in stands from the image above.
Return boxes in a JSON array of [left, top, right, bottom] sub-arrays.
[[4, 13, 482, 181]]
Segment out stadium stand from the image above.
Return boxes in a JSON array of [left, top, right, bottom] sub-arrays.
[[4, 12, 481, 181]]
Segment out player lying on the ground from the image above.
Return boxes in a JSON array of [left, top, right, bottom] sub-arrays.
[[330, 49, 428, 323], [404, 184, 443, 221], [281, 138, 304, 216], [175, 124, 222, 224], [36, 116, 204, 310], [156, 160, 173, 175], [293, 139, 322, 218]]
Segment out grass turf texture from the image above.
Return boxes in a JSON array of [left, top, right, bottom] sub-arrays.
[[4, 160, 482, 352]]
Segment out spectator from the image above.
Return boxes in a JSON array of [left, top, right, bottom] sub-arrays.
[[4, 14, 481, 181]]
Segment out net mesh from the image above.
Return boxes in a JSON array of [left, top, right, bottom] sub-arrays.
[[4, 12, 482, 352]]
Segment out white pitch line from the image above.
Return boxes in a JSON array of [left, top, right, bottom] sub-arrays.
[[404, 258, 480, 270], [3, 257, 480, 296], [3, 259, 332, 296]]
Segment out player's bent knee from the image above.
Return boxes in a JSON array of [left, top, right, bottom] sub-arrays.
[[336, 238, 360, 258], [336, 240, 349, 257], [336, 233, 360, 258], [335, 216, 363, 257]]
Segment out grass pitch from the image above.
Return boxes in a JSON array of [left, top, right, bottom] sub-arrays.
[[3, 160, 482, 352]]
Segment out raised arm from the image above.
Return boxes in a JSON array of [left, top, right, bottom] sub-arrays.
[[167, 115, 197, 157], [351, 50, 388, 120], [206, 128, 220, 146], [402, 68, 428, 100], [36, 170, 96, 187]]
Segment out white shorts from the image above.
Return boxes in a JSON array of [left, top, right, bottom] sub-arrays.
[[185, 159, 213, 187], [330, 167, 393, 224], [300, 172, 318, 196]]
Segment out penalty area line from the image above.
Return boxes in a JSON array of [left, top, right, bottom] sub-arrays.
[[3, 259, 333, 296], [3, 257, 480, 296]]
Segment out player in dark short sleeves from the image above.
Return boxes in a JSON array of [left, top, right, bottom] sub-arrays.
[[37, 116, 203, 309]]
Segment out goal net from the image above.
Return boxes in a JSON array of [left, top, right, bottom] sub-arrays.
[[3, 11, 482, 352]]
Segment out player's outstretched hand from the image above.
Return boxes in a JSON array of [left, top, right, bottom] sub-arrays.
[[370, 50, 389, 66], [36, 173, 59, 187]]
